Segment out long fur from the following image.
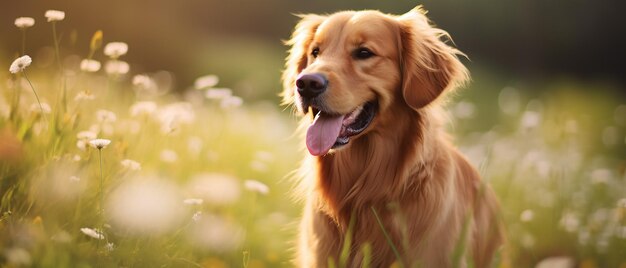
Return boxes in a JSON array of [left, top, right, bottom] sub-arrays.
[[282, 6, 502, 268]]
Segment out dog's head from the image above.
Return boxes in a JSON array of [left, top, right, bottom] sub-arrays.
[[282, 6, 468, 156]]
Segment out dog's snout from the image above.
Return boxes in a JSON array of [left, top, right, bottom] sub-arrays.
[[296, 73, 328, 99]]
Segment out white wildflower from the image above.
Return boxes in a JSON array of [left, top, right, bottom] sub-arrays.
[[105, 60, 129, 75], [29, 102, 51, 114], [194, 74, 219, 90], [45, 10, 65, 22], [498, 87, 521, 115], [80, 227, 104, 240], [104, 42, 128, 58], [520, 111, 541, 129], [186, 173, 241, 205], [249, 160, 268, 173], [192, 211, 202, 222], [220, 96, 243, 109], [107, 178, 184, 235], [254, 151, 274, 162], [9, 55, 32, 74], [205, 88, 232, 99], [4, 248, 31, 266], [77, 130, 97, 140], [96, 109, 117, 123], [590, 169, 612, 184], [15, 17, 35, 28], [105, 243, 115, 252], [160, 150, 178, 163], [244, 180, 269, 195], [120, 159, 141, 171], [74, 90, 95, 101], [453, 101, 476, 119], [88, 138, 111, 149], [51, 231, 72, 243], [80, 59, 101, 72], [189, 213, 244, 252], [183, 198, 204, 205], [187, 136, 204, 155], [132, 74, 156, 89], [602, 126, 619, 147], [156, 102, 195, 134], [520, 209, 534, 222], [76, 140, 87, 151], [535, 256, 575, 268], [560, 212, 579, 233], [130, 101, 157, 117]]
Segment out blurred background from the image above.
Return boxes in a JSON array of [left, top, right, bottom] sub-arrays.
[[1, 0, 625, 267], [2, 0, 625, 99]]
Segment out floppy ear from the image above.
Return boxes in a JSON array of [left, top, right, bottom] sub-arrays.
[[281, 14, 326, 106], [397, 6, 469, 110]]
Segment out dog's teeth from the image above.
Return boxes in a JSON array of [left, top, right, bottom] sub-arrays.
[[343, 105, 363, 126]]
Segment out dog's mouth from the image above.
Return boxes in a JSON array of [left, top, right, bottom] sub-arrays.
[[306, 101, 377, 156]]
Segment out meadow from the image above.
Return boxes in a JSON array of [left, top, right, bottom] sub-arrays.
[[1, 9, 625, 268]]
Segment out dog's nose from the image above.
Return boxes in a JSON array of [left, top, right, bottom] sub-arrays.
[[296, 73, 327, 99]]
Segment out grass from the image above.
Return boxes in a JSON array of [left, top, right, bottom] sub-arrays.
[[1, 9, 626, 268]]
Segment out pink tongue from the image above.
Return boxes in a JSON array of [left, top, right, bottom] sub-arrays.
[[306, 112, 344, 156]]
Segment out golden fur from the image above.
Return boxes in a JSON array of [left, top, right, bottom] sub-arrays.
[[282, 6, 503, 268]]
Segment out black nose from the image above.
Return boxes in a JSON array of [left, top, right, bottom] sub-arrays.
[[296, 73, 327, 99]]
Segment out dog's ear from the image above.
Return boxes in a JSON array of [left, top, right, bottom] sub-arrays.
[[281, 14, 326, 106], [397, 6, 468, 110]]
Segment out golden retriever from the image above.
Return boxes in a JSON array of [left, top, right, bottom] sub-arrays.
[[282, 6, 503, 268]]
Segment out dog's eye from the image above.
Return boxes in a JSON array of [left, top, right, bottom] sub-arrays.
[[311, 47, 320, 58], [353, 48, 375, 60]]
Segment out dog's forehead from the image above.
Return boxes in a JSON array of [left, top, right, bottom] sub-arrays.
[[315, 11, 397, 46]]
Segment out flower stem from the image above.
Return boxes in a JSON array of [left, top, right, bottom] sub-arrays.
[[51, 22, 67, 113], [21, 29, 26, 55], [22, 70, 46, 124], [371, 206, 403, 266], [98, 148, 105, 250], [52, 22, 62, 72]]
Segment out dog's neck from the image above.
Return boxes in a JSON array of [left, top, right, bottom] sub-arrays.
[[311, 103, 445, 225]]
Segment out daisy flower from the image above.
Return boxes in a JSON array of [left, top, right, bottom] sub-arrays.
[[77, 130, 97, 141], [244, 180, 269, 195], [74, 90, 96, 101], [80, 227, 104, 240], [14, 17, 35, 28], [220, 96, 243, 109], [104, 42, 128, 58], [80, 59, 101, 72], [89, 139, 111, 149], [9, 55, 32, 74], [120, 159, 141, 171], [183, 198, 204, 205], [96, 109, 117, 123], [130, 101, 157, 117], [29, 102, 51, 114], [194, 74, 219, 90], [132, 74, 155, 89], [45, 10, 65, 22], [205, 88, 232, 100], [105, 60, 130, 75]]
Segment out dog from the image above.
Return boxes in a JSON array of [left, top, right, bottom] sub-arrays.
[[281, 6, 503, 268]]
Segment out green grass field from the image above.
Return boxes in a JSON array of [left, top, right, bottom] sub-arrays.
[[1, 10, 625, 268]]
